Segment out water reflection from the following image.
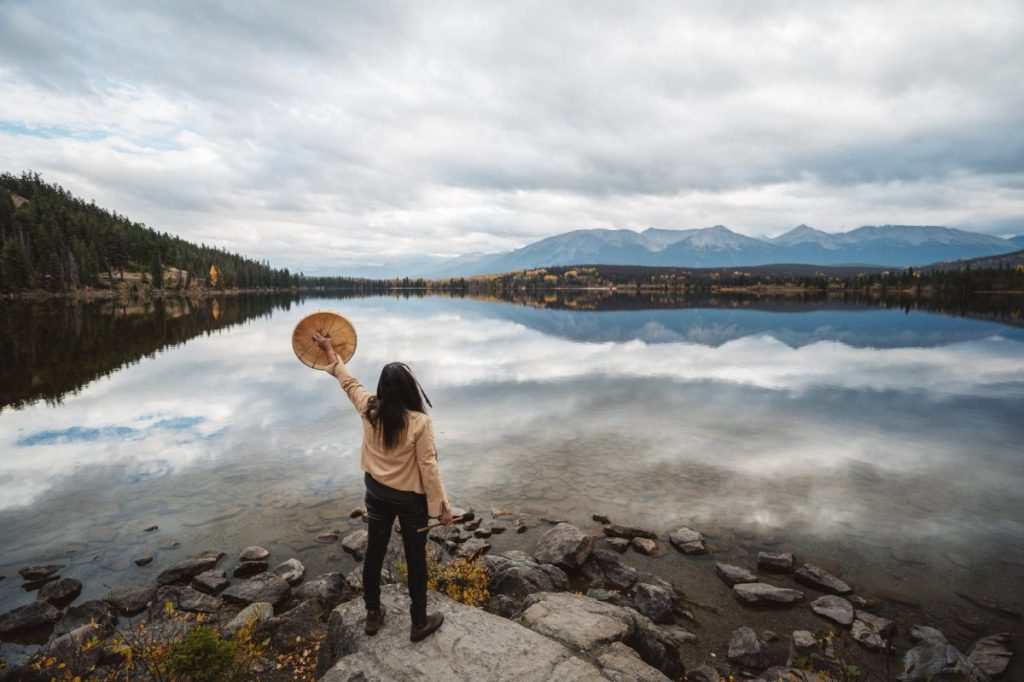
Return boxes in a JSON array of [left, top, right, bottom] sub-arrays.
[[1, 293, 1022, 627]]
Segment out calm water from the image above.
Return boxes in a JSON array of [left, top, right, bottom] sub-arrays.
[[1, 293, 1023, 659]]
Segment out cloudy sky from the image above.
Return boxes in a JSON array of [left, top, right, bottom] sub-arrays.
[[1, 0, 1022, 274]]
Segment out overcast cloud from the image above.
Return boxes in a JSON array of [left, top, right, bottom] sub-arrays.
[[1, 0, 1022, 273]]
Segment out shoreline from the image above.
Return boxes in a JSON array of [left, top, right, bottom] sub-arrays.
[[1, 505, 1018, 680]]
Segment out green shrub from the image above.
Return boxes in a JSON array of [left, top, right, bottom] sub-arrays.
[[166, 624, 241, 682]]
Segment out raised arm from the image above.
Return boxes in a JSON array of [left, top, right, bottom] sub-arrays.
[[414, 417, 451, 520], [313, 331, 372, 414]]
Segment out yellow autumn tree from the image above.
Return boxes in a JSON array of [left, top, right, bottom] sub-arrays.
[[209, 264, 219, 287]]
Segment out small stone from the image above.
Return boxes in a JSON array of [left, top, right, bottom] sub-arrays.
[[631, 537, 659, 555], [793, 563, 852, 595], [605, 537, 630, 553], [239, 546, 270, 562], [810, 595, 855, 626], [474, 528, 493, 539], [464, 518, 482, 531], [541, 516, 568, 525], [968, 632, 1013, 677], [37, 577, 82, 608], [455, 537, 491, 559], [668, 526, 707, 554], [592, 514, 611, 524], [341, 530, 369, 560], [144, 525, 158, 532], [762, 630, 779, 642], [728, 626, 766, 668], [491, 507, 511, 517], [348, 506, 366, 518], [18, 564, 64, 581], [157, 550, 225, 585], [233, 561, 269, 578], [271, 558, 306, 585], [155, 585, 222, 614], [715, 563, 759, 586], [192, 570, 230, 594], [160, 540, 180, 550], [223, 602, 274, 636], [316, 529, 341, 543], [134, 555, 153, 567], [733, 582, 804, 607], [757, 552, 794, 572], [533, 523, 593, 569], [851, 610, 894, 651]]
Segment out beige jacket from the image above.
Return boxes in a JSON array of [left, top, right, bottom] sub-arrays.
[[326, 359, 450, 517]]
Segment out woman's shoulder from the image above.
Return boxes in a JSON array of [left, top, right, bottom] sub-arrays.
[[406, 410, 432, 430]]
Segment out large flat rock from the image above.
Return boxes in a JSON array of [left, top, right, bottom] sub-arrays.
[[317, 583, 605, 681]]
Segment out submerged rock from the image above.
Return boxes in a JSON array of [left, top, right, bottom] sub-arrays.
[[316, 583, 605, 681], [233, 560, 268, 578], [794, 563, 852, 595], [272, 558, 306, 585], [604, 524, 658, 540], [968, 633, 1013, 677], [582, 549, 639, 590], [17, 564, 64, 582], [757, 552, 795, 573], [810, 595, 854, 626], [733, 582, 804, 607], [668, 526, 707, 555], [239, 545, 270, 562], [715, 563, 759, 586], [631, 538, 659, 555], [533, 523, 594, 570]]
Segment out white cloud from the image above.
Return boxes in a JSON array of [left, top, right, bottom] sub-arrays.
[[0, 0, 1022, 272]]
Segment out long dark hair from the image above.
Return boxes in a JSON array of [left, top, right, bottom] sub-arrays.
[[368, 362, 432, 450]]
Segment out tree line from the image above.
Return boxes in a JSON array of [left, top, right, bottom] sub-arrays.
[[0, 172, 301, 293]]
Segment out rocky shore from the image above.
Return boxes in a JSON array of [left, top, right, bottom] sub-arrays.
[[0, 507, 1017, 681]]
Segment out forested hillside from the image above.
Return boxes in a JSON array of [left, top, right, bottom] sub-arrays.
[[0, 172, 298, 293]]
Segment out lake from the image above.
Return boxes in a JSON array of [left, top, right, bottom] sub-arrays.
[[1, 292, 1023, 666]]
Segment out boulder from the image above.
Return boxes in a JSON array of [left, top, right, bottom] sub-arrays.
[[254, 598, 328, 652], [39, 624, 103, 677], [603, 524, 658, 540], [632, 582, 674, 624], [341, 530, 369, 560], [851, 610, 894, 651], [728, 626, 766, 669], [192, 569, 230, 594], [757, 552, 795, 572], [581, 549, 639, 590], [810, 595, 854, 626], [54, 600, 118, 638], [597, 641, 671, 681], [689, 662, 725, 682], [239, 545, 270, 562], [157, 550, 225, 585], [222, 572, 291, 608], [486, 556, 568, 599], [715, 563, 759, 586], [533, 523, 594, 570], [293, 572, 355, 608], [154, 585, 222, 614], [631, 538, 659, 555], [272, 558, 306, 585], [223, 601, 274, 636], [0, 601, 61, 640], [517, 591, 682, 677], [967, 633, 1013, 678], [454, 537, 491, 558], [316, 583, 604, 681], [668, 526, 707, 555], [592, 514, 611, 524], [103, 584, 156, 616], [793, 564, 852, 595], [37, 577, 82, 608], [733, 582, 804, 607], [233, 560, 268, 578]]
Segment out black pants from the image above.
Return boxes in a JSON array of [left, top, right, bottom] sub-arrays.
[[362, 472, 429, 623]]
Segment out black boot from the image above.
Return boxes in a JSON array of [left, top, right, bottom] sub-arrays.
[[409, 611, 444, 642], [364, 604, 386, 635]]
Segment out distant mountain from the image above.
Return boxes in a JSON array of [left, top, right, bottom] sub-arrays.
[[414, 224, 1020, 277], [1010, 235, 1024, 249]]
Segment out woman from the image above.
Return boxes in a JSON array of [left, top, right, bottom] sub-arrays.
[[313, 331, 453, 642]]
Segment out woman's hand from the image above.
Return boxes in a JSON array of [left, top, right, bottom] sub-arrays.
[[440, 503, 454, 526], [312, 331, 338, 365]]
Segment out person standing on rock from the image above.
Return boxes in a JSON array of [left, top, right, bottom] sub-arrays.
[[313, 331, 453, 642]]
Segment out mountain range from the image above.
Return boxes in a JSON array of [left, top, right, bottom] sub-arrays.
[[359, 225, 1023, 279]]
